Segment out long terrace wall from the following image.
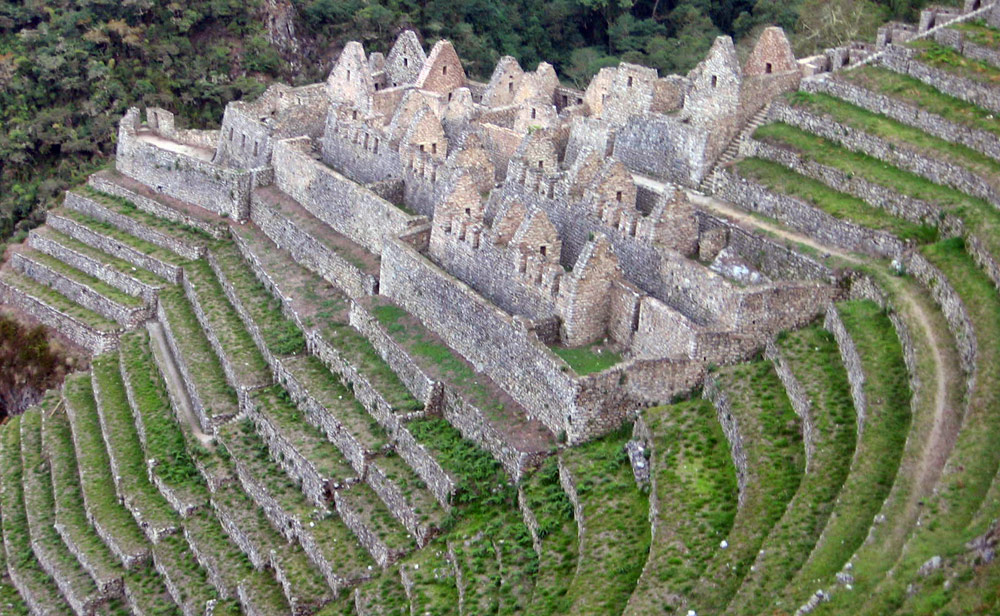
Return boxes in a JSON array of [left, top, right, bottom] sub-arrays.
[[272, 137, 424, 255], [932, 25, 1000, 69], [703, 376, 749, 505], [715, 167, 907, 258], [803, 75, 1000, 162], [879, 45, 1000, 113], [0, 279, 119, 353], [770, 101, 1000, 207]]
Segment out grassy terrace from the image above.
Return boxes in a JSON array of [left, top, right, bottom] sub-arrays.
[[355, 574, 409, 616], [550, 343, 623, 376], [33, 227, 165, 287], [0, 415, 74, 616], [119, 330, 208, 508], [872, 238, 1000, 613], [250, 387, 356, 483], [218, 419, 376, 579], [210, 242, 306, 356], [44, 405, 181, 616], [322, 322, 423, 412], [754, 121, 1000, 263], [561, 427, 650, 616], [20, 248, 145, 308], [62, 373, 151, 563], [734, 157, 936, 242], [0, 583, 29, 616], [626, 398, 738, 616], [787, 301, 911, 602], [0, 270, 119, 332], [908, 39, 1000, 85], [183, 258, 271, 388], [285, 354, 389, 451], [183, 509, 261, 601], [92, 354, 179, 533], [839, 65, 1000, 137], [521, 458, 579, 616], [728, 325, 857, 615], [399, 545, 459, 615], [451, 533, 502, 614], [158, 286, 239, 423], [371, 453, 445, 527], [79, 186, 213, 245], [785, 91, 1000, 186], [19, 409, 100, 608], [340, 481, 414, 555], [687, 361, 805, 615], [56, 208, 186, 266], [151, 533, 222, 613]]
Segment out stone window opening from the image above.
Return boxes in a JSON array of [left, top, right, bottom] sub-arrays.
[[711, 75, 717, 87], [347, 69, 351, 81], [373, 138, 379, 154], [531, 108, 536, 119], [508, 81, 514, 93], [765, 62, 773, 74], [538, 160, 544, 169], [627, 75, 633, 87], [374, 83, 380, 91], [403, 57, 408, 67], [448, 92, 453, 102], [432, 142, 437, 155], [253, 141, 259, 157], [352, 110, 358, 120], [228, 127, 233, 141], [539, 245, 547, 257], [464, 207, 471, 216], [442, 65, 448, 75], [431, 170, 437, 182], [616, 190, 622, 202], [364, 134, 369, 149], [629, 220, 637, 237], [241, 134, 246, 149], [420, 144, 425, 152]]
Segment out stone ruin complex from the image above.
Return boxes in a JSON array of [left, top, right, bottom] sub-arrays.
[[2, 0, 999, 611]]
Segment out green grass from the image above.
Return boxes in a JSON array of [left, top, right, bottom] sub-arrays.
[[550, 344, 622, 375], [0, 416, 75, 616], [210, 242, 306, 357], [626, 397, 739, 615], [735, 157, 938, 243], [406, 417, 510, 504], [728, 325, 857, 615], [158, 285, 240, 423], [34, 227, 164, 287], [561, 426, 651, 616], [79, 185, 213, 244], [840, 65, 1000, 137], [909, 39, 1000, 85], [0, 270, 120, 332], [183, 258, 271, 387], [785, 90, 1000, 182], [57, 208, 186, 266], [119, 330, 206, 500], [0, 583, 30, 616], [687, 360, 805, 615], [322, 322, 423, 412], [953, 18, 1000, 47], [787, 301, 911, 601], [20, 248, 145, 307], [522, 458, 579, 616]]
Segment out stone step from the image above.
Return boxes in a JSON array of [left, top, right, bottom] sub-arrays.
[[156, 286, 241, 431], [150, 534, 222, 616], [121, 567, 184, 616], [47, 210, 185, 282], [366, 453, 448, 547], [28, 227, 163, 302], [181, 509, 254, 601], [63, 189, 206, 261], [0, 268, 121, 353], [88, 169, 230, 240], [237, 570, 295, 616], [180, 259, 273, 399], [20, 409, 108, 615], [42, 409, 127, 599], [61, 373, 155, 570], [0, 416, 76, 616], [250, 186, 379, 299], [90, 355, 182, 543], [218, 419, 376, 588], [334, 481, 415, 569], [9, 247, 151, 328]]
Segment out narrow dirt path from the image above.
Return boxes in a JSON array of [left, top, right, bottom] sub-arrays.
[[145, 319, 213, 446]]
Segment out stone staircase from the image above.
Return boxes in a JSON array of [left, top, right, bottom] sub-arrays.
[[698, 102, 772, 194]]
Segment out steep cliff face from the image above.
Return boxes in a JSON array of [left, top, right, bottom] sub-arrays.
[[261, 0, 304, 71]]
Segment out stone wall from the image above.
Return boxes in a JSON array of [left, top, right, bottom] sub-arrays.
[[27, 230, 161, 304], [249, 191, 378, 299], [703, 376, 749, 505], [746, 137, 942, 224], [63, 192, 205, 261], [0, 279, 119, 353], [804, 75, 1000, 163], [272, 137, 425, 254], [155, 298, 219, 432], [46, 213, 183, 283], [822, 302, 869, 435], [933, 24, 1000, 68], [771, 101, 1000, 207], [9, 252, 150, 328], [115, 108, 259, 220], [765, 338, 817, 466], [88, 172, 228, 240], [879, 45, 1000, 114], [716, 167, 907, 258], [613, 114, 710, 187]]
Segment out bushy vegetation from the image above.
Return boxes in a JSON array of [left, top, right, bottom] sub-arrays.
[[0, 313, 73, 417]]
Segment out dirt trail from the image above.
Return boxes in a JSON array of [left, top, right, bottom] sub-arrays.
[[145, 319, 213, 446]]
